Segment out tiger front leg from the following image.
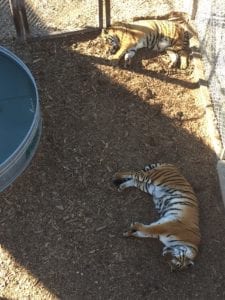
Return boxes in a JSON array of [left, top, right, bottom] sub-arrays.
[[109, 47, 127, 66], [123, 222, 160, 238], [109, 43, 137, 67]]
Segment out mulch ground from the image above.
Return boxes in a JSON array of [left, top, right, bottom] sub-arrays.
[[1, 31, 225, 299]]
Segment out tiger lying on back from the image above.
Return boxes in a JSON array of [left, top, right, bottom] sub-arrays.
[[113, 163, 200, 271], [102, 19, 190, 69]]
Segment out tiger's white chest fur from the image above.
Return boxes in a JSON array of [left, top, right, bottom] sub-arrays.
[[147, 183, 165, 198]]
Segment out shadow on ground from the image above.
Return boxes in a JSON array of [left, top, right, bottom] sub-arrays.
[[1, 30, 225, 299]]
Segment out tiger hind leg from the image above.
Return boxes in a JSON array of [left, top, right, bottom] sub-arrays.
[[123, 221, 167, 238], [179, 50, 188, 70]]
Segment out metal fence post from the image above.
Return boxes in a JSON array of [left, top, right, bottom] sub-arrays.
[[105, 0, 111, 27], [8, 0, 30, 40]]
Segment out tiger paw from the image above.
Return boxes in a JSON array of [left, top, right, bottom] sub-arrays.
[[123, 229, 137, 237], [123, 222, 139, 237], [123, 230, 133, 237], [130, 222, 142, 231]]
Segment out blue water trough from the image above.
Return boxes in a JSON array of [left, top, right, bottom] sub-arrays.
[[0, 46, 42, 191]]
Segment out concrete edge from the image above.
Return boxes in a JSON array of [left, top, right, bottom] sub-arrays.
[[188, 20, 225, 206], [191, 47, 223, 158], [217, 160, 225, 208]]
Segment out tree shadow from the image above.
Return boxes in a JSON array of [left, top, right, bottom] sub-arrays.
[[1, 0, 225, 295]]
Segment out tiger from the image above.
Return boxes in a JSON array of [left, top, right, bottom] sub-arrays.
[[113, 163, 200, 271], [101, 19, 190, 69]]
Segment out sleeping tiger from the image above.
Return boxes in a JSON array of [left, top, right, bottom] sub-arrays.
[[113, 163, 200, 271], [101, 19, 190, 69]]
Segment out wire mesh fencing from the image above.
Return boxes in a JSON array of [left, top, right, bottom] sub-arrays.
[[0, 0, 193, 39], [0, 0, 16, 39], [194, 2, 225, 155]]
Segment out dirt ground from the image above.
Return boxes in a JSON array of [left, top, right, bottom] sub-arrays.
[[1, 31, 225, 299]]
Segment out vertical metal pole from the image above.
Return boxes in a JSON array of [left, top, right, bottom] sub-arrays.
[[9, 0, 29, 39], [191, 0, 198, 20], [19, 0, 30, 37], [9, 0, 22, 37], [98, 0, 103, 28], [105, 0, 111, 27]]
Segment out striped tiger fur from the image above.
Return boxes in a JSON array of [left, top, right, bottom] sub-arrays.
[[101, 19, 190, 69], [113, 163, 200, 271]]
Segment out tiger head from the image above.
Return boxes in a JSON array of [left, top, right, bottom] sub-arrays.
[[101, 27, 121, 55], [163, 247, 194, 271]]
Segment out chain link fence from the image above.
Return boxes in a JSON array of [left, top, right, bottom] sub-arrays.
[[0, 0, 195, 38], [0, 0, 16, 39], [194, 1, 225, 157]]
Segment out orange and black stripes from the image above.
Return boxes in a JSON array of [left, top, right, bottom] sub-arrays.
[[102, 19, 190, 69], [113, 163, 200, 271]]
